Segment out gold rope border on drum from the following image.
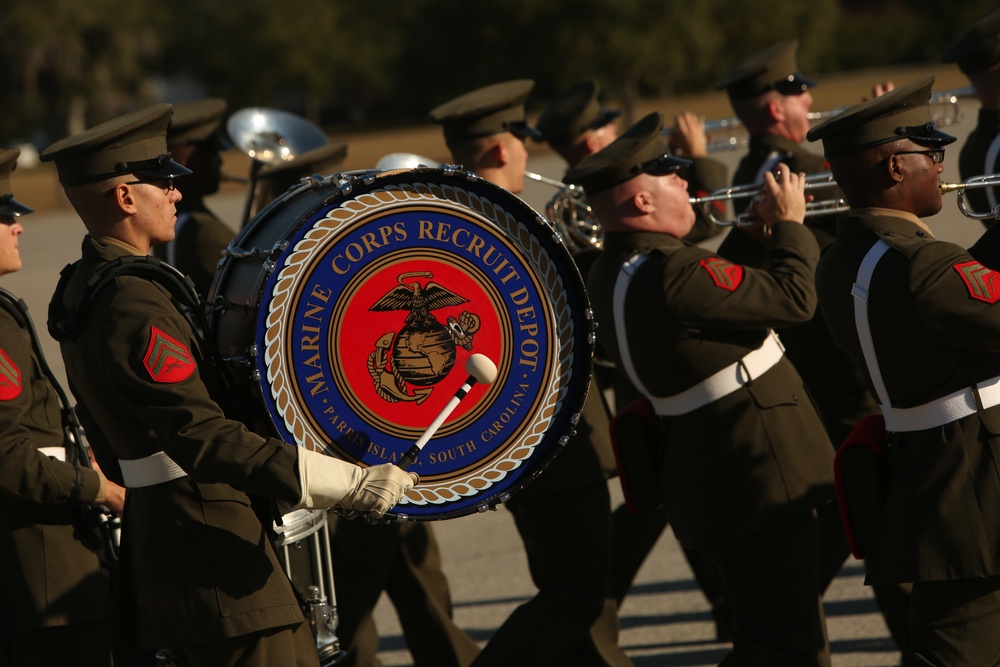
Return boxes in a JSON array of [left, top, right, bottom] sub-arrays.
[[262, 177, 577, 508]]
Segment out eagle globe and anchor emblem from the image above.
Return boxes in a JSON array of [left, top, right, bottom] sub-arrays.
[[368, 271, 482, 404]]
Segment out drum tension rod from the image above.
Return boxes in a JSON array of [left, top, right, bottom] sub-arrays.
[[225, 241, 289, 262]]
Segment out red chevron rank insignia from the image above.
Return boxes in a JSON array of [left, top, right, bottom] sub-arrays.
[[0, 348, 22, 400], [699, 257, 744, 291], [954, 261, 1000, 303], [143, 326, 195, 383]]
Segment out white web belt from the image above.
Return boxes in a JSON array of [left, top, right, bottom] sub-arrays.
[[119, 451, 188, 488], [614, 252, 785, 417], [852, 239, 1000, 432]]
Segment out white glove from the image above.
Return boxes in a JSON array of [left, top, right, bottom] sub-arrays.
[[295, 448, 418, 519]]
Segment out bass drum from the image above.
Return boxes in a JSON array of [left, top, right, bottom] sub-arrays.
[[208, 167, 593, 520]]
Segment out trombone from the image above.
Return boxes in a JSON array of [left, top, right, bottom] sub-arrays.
[[668, 85, 976, 154], [939, 174, 1000, 220], [690, 172, 846, 226]]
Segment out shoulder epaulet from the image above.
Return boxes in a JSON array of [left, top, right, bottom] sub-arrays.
[[874, 230, 934, 260]]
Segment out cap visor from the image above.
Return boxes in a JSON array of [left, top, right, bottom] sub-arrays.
[[0, 199, 34, 216], [911, 129, 958, 147], [134, 160, 193, 180]]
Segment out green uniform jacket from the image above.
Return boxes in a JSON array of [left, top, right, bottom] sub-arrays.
[[817, 210, 1000, 584], [51, 235, 305, 649], [152, 207, 233, 297], [728, 135, 877, 444], [0, 301, 112, 633], [958, 107, 1000, 220], [587, 224, 834, 549]]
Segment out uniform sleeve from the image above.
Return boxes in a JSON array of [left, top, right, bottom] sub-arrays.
[[906, 235, 1000, 350], [92, 278, 300, 502], [0, 318, 101, 505], [666, 220, 819, 330]]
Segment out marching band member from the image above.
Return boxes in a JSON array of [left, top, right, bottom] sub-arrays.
[[42, 104, 416, 667], [941, 8, 1000, 224], [809, 74, 1000, 667], [575, 111, 836, 666], [0, 148, 122, 667]]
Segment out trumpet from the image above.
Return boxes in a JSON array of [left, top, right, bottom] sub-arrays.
[[939, 174, 1000, 220], [525, 171, 604, 252], [671, 86, 976, 154], [691, 172, 846, 226]]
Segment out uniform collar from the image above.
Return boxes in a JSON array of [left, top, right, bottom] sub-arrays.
[[838, 207, 934, 238], [747, 134, 805, 156], [84, 234, 147, 260]]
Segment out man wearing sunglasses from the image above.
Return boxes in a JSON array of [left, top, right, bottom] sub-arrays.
[[430, 81, 633, 667], [575, 111, 837, 666], [810, 76, 1000, 666], [41, 104, 417, 667]]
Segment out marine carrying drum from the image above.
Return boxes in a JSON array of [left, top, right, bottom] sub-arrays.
[[208, 166, 594, 520]]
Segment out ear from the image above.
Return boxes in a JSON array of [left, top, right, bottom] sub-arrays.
[[766, 97, 785, 123], [633, 190, 655, 214], [110, 183, 140, 215], [884, 153, 905, 184], [489, 139, 508, 167]]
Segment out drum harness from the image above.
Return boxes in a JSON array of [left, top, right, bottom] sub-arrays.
[[852, 239, 1000, 431], [48, 255, 222, 489], [0, 286, 121, 569], [613, 250, 785, 416]]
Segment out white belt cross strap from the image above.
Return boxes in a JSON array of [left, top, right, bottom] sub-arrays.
[[613, 252, 786, 416], [852, 239, 1000, 432], [119, 451, 188, 488]]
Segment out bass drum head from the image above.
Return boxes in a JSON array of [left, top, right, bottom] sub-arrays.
[[214, 167, 593, 520]]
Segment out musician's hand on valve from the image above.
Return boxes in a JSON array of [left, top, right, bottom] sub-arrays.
[[295, 448, 418, 519], [668, 112, 708, 159], [750, 163, 806, 227]]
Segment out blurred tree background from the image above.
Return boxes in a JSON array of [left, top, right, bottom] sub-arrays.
[[0, 0, 995, 147]]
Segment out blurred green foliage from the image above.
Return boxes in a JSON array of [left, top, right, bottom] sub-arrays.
[[0, 0, 995, 144]]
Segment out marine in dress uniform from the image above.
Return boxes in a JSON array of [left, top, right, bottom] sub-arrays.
[[430, 80, 631, 667], [152, 98, 235, 296], [536, 78, 732, 640], [941, 8, 1000, 223], [39, 105, 416, 667], [0, 148, 118, 667], [809, 75, 1000, 666], [716, 41, 911, 642], [254, 140, 480, 667], [573, 111, 837, 666]]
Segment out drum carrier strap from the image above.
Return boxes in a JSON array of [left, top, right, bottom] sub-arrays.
[[851, 239, 1000, 431], [47, 256, 215, 488], [613, 251, 785, 416]]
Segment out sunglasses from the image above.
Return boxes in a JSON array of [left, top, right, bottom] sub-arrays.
[[893, 149, 945, 164], [105, 176, 176, 197]]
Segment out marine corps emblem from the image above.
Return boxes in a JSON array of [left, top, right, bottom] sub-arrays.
[[369, 272, 481, 404]]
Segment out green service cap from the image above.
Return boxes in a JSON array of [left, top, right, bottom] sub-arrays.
[[806, 76, 956, 159], [564, 112, 691, 194], [41, 104, 192, 187], [167, 98, 228, 148], [429, 80, 541, 142], [941, 9, 1000, 74], [0, 148, 33, 217], [715, 40, 816, 101], [536, 79, 621, 145]]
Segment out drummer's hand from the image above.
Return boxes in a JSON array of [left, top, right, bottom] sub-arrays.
[[747, 163, 806, 227], [338, 464, 419, 520]]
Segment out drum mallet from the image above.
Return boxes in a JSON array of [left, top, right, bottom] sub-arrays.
[[397, 354, 497, 470]]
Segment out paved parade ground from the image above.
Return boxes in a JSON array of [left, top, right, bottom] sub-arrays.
[[6, 63, 986, 666]]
